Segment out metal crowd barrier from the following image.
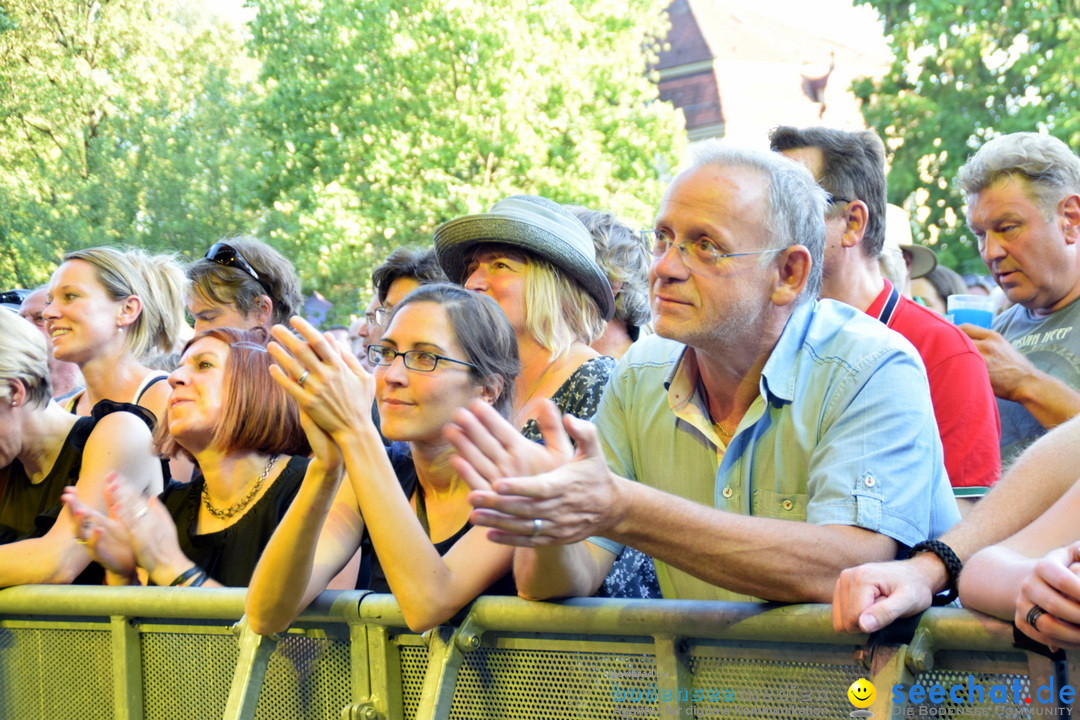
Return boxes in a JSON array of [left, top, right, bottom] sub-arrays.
[[0, 586, 1073, 719]]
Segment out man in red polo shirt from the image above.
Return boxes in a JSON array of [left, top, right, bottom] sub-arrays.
[[770, 126, 1000, 511]]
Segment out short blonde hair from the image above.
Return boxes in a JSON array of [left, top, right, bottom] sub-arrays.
[[0, 309, 52, 407], [523, 257, 606, 359], [63, 247, 187, 359]]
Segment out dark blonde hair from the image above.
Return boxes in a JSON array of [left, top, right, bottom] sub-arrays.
[[63, 247, 186, 358], [187, 236, 303, 326], [154, 327, 310, 459], [389, 284, 520, 417]]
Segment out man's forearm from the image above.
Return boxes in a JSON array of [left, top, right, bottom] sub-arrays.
[[1013, 371, 1080, 431], [606, 479, 897, 602]]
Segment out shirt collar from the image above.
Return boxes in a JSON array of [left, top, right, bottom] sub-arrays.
[[757, 300, 818, 406]]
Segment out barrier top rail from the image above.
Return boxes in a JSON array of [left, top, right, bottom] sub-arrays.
[[0, 584, 1020, 652]]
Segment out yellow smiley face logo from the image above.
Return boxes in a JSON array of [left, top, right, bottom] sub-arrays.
[[848, 678, 876, 708]]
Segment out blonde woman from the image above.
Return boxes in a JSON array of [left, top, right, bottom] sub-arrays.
[[435, 195, 659, 599], [435, 195, 615, 441], [45, 247, 186, 422]]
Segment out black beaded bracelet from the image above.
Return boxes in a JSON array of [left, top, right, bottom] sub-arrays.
[[908, 539, 962, 605], [169, 565, 203, 587]]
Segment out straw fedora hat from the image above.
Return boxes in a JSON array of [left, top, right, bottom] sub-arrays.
[[433, 195, 615, 320], [884, 204, 937, 279]]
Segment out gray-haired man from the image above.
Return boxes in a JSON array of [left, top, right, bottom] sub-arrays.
[[957, 132, 1080, 465], [448, 141, 958, 604], [834, 132, 1080, 633]]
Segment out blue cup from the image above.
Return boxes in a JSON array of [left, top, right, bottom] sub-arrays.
[[947, 294, 995, 329]]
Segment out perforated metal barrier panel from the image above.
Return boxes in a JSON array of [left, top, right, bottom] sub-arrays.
[[0, 624, 114, 720], [448, 646, 660, 719], [0, 588, 1067, 720], [400, 642, 429, 719]]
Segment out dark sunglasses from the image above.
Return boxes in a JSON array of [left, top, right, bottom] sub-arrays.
[[0, 289, 30, 306], [204, 243, 277, 301]]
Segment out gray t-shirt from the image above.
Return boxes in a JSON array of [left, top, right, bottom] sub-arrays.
[[994, 297, 1080, 465]]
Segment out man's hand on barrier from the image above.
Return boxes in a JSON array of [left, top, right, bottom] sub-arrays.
[[454, 407, 621, 547], [832, 555, 941, 633]]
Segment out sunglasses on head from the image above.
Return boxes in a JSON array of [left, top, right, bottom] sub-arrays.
[[204, 243, 277, 301], [0, 289, 30, 306]]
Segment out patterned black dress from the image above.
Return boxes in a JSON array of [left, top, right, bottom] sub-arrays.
[[521, 355, 661, 599]]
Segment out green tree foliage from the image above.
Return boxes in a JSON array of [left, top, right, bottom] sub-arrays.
[[0, 0, 260, 288], [854, 0, 1079, 272], [2, 0, 683, 322], [248, 0, 685, 312]]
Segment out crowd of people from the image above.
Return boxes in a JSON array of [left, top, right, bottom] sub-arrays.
[[2, 128, 1079, 650]]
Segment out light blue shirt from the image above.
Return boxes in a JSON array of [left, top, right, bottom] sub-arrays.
[[592, 299, 960, 600]]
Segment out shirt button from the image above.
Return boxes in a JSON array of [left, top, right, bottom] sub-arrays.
[[721, 487, 733, 498], [781, 500, 794, 511], [864, 476, 876, 488]]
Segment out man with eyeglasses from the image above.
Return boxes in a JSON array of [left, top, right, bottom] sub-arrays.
[[450, 141, 957, 604], [769, 126, 1000, 513], [348, 295, 383, 372], [15, 286, 84, 400], [353, 247, 447, 373]]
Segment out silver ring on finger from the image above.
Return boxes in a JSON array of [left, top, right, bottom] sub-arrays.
[[531, 518, 544, 537], [1026, 604, 1046, 631], [134, 505, 149, 521], [297, 370, 310, 387]]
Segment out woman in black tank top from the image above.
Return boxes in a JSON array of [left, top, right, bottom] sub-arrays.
[[44, 246, 185, 422], [0, 309, 163, 586], [247, 284, 522, 634], [63, 327, 317, 588]]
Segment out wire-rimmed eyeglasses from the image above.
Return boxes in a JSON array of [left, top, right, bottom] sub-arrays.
[[363, 306, 394, 327], [641, 230, 783, 269]]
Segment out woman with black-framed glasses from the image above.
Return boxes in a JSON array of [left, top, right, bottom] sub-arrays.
[[185, 237, 303, 332], [247, 283, 523, 634]]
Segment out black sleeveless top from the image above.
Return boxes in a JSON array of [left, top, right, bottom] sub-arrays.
[[0, 400, 156, 583], [361, 442, 517, 598], [157, 455, 307, 587]]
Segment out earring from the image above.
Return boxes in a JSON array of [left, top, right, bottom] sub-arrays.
[[10, 400, 16, 407]]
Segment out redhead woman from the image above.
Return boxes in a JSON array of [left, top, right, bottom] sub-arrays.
[[0, 309, 162, 586], [45, 247, 186, 422], [64, 327, 325, 587], [246, 284, 521, 633]]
